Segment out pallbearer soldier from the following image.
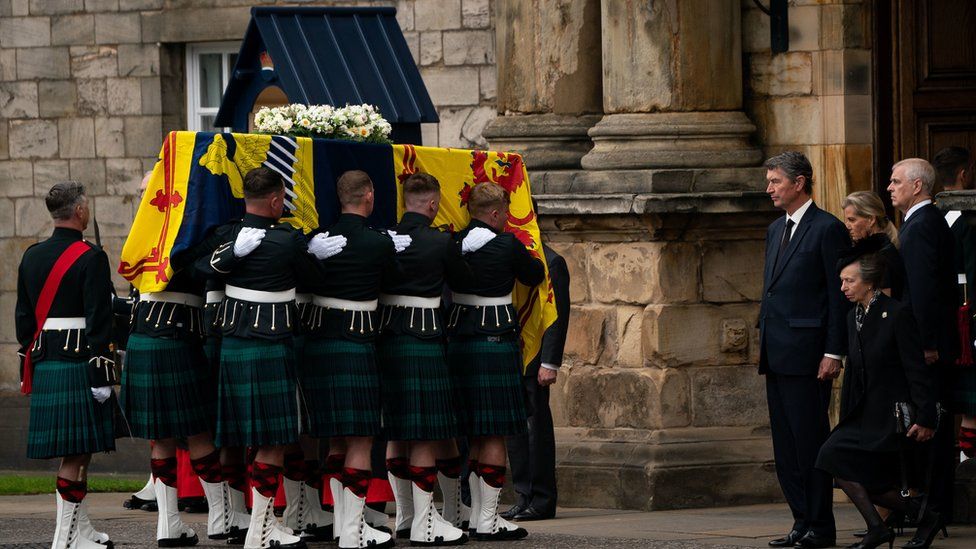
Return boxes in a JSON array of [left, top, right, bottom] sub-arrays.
[[120, 221, 250, 545], [378, 172, 495, 546], [302, 170, 410, 549], [16, 182, 118, 549], [447, 182, 545, 541], [201, 167, 345, 549]]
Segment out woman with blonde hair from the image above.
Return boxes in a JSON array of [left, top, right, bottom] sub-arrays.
[[842, 191, 907, 300]]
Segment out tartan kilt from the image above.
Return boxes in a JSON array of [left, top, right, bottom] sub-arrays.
[[28, 359, 116, 459], [447, 336, 527, 437], [120, 333, 213, 440], [293, 334, 310, 435], [216, 336, 299, 447], [377, 335, 458, 441], [303, 337, 381, 437], [954, 365, 976, 416]]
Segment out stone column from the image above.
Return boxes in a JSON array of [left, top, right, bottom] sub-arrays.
[[581, 0, 762, 169], [482, 0, 602, 169]]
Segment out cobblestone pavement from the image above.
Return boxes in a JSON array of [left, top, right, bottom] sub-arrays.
[[1, 493, 974, 548]]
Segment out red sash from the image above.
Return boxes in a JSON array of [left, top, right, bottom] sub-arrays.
[[21, 240, 91, 395]]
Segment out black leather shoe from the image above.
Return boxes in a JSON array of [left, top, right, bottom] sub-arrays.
[[513, 506, 555, 521], [794, 531, 836, 548], [769, 530, 804, 547], [499, 502, 528, 520]]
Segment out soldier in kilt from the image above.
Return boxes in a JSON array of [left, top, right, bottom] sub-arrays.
[[446, 182, 545, 541], [16, 182, 119, 549], [377, 173, 495, 546], [302, 170, 412, 549]]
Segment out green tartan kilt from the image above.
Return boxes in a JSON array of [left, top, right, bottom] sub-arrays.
[[302, 338, 381, 438], [28, 359, 116, 459], [293, 334, 309, 434], [447, 336, 527, 437], [954, 365, 976, 416], [216, 336, 299, 448], [120, 333, 213, 440], [377, 335, 458, 441]]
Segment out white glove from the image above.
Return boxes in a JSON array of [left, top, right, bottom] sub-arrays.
[[91, 386, 112, 404], [462, 227, 497, 254], [233, 227, 266, 258], [388, 230, 412, 253], [308, 232, 348, 260]]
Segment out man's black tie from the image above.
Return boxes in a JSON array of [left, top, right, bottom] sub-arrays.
[[774, 218, 795, 271]]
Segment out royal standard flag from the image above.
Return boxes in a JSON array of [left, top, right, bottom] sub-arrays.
[[120, 131, 557, 370]]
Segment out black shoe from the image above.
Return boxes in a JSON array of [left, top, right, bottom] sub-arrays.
[[854, 511, 906, 539], [769, 530, 804, 547], [513, 506, 555, 521], [500, 502, 528, 520], [846, 525, 893, 549], [794, 531, 835, 548], [901, 511, 945, 549], [123, 495, 157, 512]]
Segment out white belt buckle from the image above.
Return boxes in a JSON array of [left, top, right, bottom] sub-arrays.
[[43, 317, 86, 330], [205, 290, 225, 304]]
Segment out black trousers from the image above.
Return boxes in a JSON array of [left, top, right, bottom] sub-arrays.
[[766, 372, 836, 536], [920, 363, 956, 522], [506, 372, 557, 515]]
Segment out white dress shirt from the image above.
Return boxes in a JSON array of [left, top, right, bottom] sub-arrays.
[[904, 199, 932, 221]]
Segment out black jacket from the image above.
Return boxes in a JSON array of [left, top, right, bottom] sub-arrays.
[[759, 203, 851, 375], [15, 227, 117, 387], [899, 203, 959, 362], [525, 245, 570, 375], [838, 293, 938, 451]]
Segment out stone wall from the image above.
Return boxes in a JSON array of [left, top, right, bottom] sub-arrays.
[[742, 0, 874, 216], [0, 0, 498, 391]]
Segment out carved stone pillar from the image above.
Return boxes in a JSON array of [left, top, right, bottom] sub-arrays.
[[581, 0, 762, 170], [482, 0, 602, 169]]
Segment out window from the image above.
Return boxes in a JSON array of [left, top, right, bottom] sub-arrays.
[[186, 42, 239, 131]]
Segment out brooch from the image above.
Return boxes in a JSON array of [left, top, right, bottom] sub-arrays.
[[882, 311, 888, 318]]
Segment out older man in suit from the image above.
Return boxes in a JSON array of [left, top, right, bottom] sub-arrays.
[[502, 243, 570, 522], [759, 152, 850, 549], [888, 158, 959, 538]]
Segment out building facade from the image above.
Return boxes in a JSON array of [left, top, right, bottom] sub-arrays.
[[2, 0, 975, 515]]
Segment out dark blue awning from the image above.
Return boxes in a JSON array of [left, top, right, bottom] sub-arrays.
[[214, 6, 438, 132]]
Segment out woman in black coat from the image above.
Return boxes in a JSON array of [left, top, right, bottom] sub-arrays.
[[842, 191, 907, 300], [815, 249, 938, 549]]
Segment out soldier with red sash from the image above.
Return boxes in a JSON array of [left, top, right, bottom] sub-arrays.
[[16, 182, 118, 549], [446, 182, 544, 541]]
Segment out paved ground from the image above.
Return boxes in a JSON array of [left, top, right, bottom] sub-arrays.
[[1, 493, 974, 548]]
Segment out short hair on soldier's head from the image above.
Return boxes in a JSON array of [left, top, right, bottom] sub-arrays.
[[46, 181, 86, 221], [764, 151, 814, 194], [467, 182, 509, 216], [933, 146, 972, 185], [336, 170, 373, 206], [242, 166, 284, 199], [403, 172, 440, 205]]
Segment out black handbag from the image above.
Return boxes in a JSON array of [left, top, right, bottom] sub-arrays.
[[894, 401, 915, 434]]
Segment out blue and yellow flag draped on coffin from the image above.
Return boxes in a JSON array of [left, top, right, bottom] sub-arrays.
[[120, 131, 557, 370]]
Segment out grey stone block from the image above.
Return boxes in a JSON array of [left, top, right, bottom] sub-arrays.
[[443, 29, 493, 65], [117, 43, 157, 76], [105, 157, 141, 196], [105, 76, 140, 114], [420, 66, 479, 106], [11, 0, 27, 16], [76, 77, 107, 114], [419, 31, 441, 66], [0, 0, 11, 17], [70, 45, 118, 78], [84, 0, 118, 11], [0, 17, 51, 48], [94, 116, 124, 157], [16, 47, 70, 79], [122, 115, 161, 157], [0, 121, 7, 160], [142, 7, 249, 43], [31, 158, 69, 196], [69, 158, 106, 195], [94, 12, 140, 44], [38, 79, 76, 117], [8, 119, 57, 159], [414, 0, 460, 31], [51, 14, 95, 46], [0, 160, 33, 197], [395, 0, 413, 31], [479, 65, 495, 101], [0, 238, 34, 291], [0, 199, 14, 237], [462, 0, 489, 28], [0, 81, 38, 118], [15, 196, 53, 237], [0, 291, 15, 342], [58, 117, 96, 158], [119, 0, 161, 9], [0, 49, 17, 80], [29, 0, 80, 15], [91, 194, 135, 236], [140, 75, 160, 115]]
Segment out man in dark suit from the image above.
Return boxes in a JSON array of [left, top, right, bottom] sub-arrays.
[[888, 158, 959, 533], [759, 152, 850, 548], [501, 243, 570, 522]]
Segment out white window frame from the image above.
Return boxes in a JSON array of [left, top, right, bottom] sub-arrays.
[[185, 42, 240, 131]]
